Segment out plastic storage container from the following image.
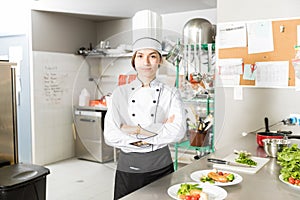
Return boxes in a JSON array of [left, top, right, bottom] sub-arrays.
[[79, 88, 90, 106], [0, 163, 50, 200]]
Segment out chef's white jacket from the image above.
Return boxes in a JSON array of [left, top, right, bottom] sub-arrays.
[[104, 78, 186, 153]]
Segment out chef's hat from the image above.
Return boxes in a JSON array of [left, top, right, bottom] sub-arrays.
[[132, 37, 162, 55]]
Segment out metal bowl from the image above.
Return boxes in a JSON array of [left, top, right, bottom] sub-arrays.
[[262, 139, 291, 157]]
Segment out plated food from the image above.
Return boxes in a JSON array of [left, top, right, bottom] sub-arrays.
[[167, 182, 227, 200], [277, 144, 300, 188], [279, 175, 300, 190], [190, 169, 243, 186], [176, 183, 207, 200]]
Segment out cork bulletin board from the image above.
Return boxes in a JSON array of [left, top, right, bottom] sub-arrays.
[[218, 18, 300, 86]]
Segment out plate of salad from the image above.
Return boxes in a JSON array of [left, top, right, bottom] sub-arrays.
[[279, 174, 300, 190], [277, 144, 300, 190], [167, 182, 227, 200], [190, 169, 243, 186]]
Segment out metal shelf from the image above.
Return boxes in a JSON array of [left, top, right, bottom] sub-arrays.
[[174, 94, 215, 170]]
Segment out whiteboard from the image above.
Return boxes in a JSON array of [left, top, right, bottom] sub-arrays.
[[32, 51, 94, 164]]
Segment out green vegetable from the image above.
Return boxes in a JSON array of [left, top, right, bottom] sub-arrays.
[[177, 183, 202, 195], [277, 144, 300, 182], [235, 152, 257, 166], [200, 175, 215, 183], [226, 173, 235, 181]]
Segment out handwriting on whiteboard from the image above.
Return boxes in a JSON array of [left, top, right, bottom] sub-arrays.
[[43, 65, 67, 104]]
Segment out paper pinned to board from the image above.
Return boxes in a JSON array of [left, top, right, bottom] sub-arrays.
[[218, 23, 247, 49], [247, 21, 274, 54], [255, 61, 289, 87], [216, 75, 240, 87], [218, 58, 243, 75], [243, 64, 257, 80], [216, 58, 243, 87]]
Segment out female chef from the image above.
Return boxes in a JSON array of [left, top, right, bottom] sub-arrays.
[[104, 36, 186, 200]]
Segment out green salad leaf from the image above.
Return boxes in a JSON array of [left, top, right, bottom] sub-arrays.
[[277, 144, 300, 181], [235, 152, 257, 166], [177, 183, 202, 195]]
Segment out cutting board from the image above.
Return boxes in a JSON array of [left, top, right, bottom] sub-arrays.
[[212, 154, 270, 174]]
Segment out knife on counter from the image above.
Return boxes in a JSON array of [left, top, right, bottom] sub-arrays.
[[207, 158, 256, 168]]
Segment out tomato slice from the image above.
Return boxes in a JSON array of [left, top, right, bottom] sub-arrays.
[[289, 177, 295, 184]]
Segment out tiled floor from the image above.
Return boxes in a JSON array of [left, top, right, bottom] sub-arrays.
[[45, 151, 194, 200], [45, 158, 116, 200]]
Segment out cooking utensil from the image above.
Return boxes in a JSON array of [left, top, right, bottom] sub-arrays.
[[207, 158, 255, 168], [256, 117, 300, 146], [265, 117, 270, 132], [257, 132, 300, 147], [262, 138, 291, 157]]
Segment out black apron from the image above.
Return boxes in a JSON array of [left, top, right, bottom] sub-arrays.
[[114, 146, 174, 199]]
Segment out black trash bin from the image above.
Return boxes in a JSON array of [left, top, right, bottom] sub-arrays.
[[0, 159, 10, 168], [0, 163, 50, 200]]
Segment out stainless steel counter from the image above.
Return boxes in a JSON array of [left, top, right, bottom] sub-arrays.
[[121, 134, 300, 199]]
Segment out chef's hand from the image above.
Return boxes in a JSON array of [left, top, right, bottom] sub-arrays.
[[164, 114, 175, 123], [120, 124, 139, 135]]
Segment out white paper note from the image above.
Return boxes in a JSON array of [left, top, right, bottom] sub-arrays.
[[255, 61, 289, 87], [218, 23, 247, 49], [218, 58, 243, 75], [216, 75, 240, 86], [234, 87, 243, 100], [247, 21, 274, 54]]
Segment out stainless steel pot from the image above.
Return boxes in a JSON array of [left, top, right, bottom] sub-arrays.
[[257, 117, 300, 146], [183, 18, 215, 44]]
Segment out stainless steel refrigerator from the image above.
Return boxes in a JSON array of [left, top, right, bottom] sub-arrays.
[[0, 62, 18, 165]]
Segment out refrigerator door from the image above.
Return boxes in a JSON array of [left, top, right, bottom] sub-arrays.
[[0, 62, 18, 164]]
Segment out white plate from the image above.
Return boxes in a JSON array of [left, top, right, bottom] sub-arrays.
[[190, 170, 243, 186], [279, 175, 300, 190], [167, 182, 227, 200]]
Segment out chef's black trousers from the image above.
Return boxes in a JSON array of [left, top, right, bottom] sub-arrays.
[[113, 163, 174, 200]]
